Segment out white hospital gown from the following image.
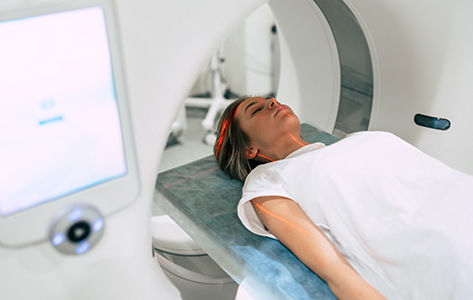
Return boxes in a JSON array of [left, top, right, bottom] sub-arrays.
[[237, 131, 473, 299]]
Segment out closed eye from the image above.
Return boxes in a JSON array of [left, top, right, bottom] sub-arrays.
[[252, 107, 263, 116]]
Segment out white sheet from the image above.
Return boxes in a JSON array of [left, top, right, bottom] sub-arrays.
[[238, 131, 473, 299]]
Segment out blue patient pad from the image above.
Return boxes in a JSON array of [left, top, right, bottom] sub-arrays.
[[155, 124, 339, 299]]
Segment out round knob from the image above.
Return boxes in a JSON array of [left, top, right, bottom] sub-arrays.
[[67, 220, 91, 243], [49, 204, 104, 255]]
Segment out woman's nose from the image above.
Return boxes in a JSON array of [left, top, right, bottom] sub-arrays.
[[268, 98, 278, 109]]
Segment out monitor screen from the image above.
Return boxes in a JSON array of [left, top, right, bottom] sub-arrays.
[[0, 6, 127, 216]]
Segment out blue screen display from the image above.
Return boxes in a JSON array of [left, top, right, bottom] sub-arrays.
[[0, 7, 127, 216]]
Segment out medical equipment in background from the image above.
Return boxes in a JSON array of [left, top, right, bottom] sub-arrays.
[[1, 0, 473, 299], [151, 215, 238, 300], [184, 8, 279, 146], [270, 24, 280, 98], [166, 104, 187, 148], [185, 48, 235, 145]]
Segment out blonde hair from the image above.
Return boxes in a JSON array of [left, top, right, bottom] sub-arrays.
[[214, 96, 263, 181]]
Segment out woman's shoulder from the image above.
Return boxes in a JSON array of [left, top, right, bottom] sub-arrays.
[[345, 130, 397, 139], [241, 161, 292, 204], [247, 160, 285, 180], [244, 159, 294, 188], [339, 130, 401, 145]]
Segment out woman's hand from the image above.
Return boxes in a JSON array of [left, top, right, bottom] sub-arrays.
[[251, 196, 386, 300]]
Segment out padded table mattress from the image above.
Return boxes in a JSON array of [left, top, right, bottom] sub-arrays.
[[155, 123, 340, 299]]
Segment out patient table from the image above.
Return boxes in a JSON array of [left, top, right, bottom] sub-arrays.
[[155, 124, 339, 299]]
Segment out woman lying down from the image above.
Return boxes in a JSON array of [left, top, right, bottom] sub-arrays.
[[213, 96, 473, 300]]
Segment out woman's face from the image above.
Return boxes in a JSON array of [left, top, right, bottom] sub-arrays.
[[234, 97, 301, 149]]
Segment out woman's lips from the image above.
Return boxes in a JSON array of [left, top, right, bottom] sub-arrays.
[[274, 106, 286, 117]]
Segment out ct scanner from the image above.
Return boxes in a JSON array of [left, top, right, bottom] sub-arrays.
[[1, 0, 472, 299]]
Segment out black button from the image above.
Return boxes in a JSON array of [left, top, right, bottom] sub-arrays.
[[67, 220, 91, 243], [414, 114, 451, 130]]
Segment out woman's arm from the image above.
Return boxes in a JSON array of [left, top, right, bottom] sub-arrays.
[[251, 196, 385, 300]]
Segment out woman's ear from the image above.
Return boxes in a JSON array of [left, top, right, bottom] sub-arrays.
[[246, 146, 258, 159]]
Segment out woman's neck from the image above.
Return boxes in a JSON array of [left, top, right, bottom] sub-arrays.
[[259, 134, 309, 161]]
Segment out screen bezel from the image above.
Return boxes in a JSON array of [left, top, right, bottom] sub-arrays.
[[0, 0, 140, 247]]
